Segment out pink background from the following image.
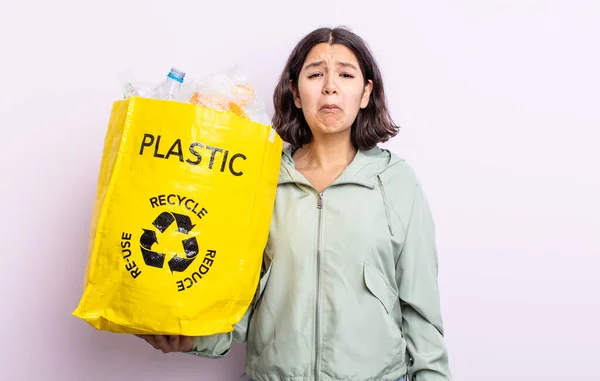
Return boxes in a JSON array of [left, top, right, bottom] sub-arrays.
[[1, 1, 599, 380]]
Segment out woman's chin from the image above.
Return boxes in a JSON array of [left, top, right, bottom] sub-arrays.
[[313, 124, 351, 137]]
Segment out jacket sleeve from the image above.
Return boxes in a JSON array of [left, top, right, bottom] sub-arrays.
[[395, 183, 451, 380], [186, 255, 272, 359], [186, 306, 252, 359]]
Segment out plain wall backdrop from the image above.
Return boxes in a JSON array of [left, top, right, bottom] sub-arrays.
[[1, 0, 598, 380]]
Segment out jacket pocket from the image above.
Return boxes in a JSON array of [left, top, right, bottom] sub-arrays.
[[363, 262, 405, 342], [363, 262, 398, 314]]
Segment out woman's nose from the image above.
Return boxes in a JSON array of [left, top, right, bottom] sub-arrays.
[[322, 75, 338, 95]]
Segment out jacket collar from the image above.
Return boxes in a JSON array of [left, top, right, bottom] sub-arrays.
[[278, 143, 401, 189]]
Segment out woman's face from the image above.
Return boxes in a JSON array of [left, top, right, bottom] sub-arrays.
[[292, 43, 373, 140]]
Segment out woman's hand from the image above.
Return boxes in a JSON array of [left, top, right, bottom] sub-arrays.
[[136, 335, 194, 353]]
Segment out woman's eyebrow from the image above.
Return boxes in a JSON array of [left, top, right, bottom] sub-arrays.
[[303, 60, 326, 70], [303, 60, 358, 71], [336, 61, 358, 70]]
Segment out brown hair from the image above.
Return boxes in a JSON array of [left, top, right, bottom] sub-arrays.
[[272, 27, 399, 150]]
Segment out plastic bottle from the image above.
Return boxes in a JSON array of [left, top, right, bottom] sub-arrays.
[[151, 67, 186, 100]]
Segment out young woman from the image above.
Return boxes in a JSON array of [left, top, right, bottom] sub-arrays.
[[139, 27, 452, 381]]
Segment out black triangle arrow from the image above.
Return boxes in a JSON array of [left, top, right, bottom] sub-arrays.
[[152, 212, 175, 233], [140, 229, 158, 250], [181, 237, 199, 258], [140, 247, 166, 269], [168, 255, 195, 273], [172, 213, 196, 234]]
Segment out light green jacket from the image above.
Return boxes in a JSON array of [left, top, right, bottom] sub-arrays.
[[189, 145, 451, 381]]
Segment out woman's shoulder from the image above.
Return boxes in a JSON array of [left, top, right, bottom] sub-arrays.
[[374, 147, 421, 189]]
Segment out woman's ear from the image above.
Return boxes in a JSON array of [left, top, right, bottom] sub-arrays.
[[289, 80, 302, 109], [360, 80, 373, 109]]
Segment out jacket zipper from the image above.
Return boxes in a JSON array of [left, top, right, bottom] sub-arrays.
[[315, 192, 324, 380]]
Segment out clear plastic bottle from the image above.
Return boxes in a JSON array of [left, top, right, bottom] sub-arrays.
[[151, 67, 186, 100]]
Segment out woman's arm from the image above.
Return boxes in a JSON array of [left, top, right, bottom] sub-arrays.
[[187, 255, 272, 358], [396, 183, 451, 380]]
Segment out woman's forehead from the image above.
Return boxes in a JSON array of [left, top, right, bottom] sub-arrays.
[[303, 43, 359, 66]]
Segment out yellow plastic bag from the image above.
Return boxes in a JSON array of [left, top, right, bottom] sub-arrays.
[[73, 96, 282, 336]]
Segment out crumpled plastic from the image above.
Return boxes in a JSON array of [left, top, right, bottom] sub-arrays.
[[120, 66, 271, 125]]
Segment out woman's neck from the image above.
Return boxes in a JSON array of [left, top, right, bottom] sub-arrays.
[[293, 135, 357, 170]]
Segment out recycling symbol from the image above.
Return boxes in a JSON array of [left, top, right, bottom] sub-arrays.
[[140, 211, 199, 273]]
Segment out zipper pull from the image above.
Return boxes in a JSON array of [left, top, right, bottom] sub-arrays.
[[317, 192, 323, 209]]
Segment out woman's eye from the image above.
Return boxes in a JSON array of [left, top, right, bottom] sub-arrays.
[[308, 73, 323, 78], [341, 73, 354, 78]]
